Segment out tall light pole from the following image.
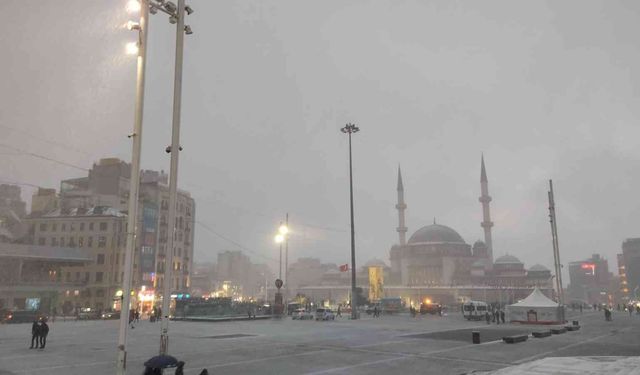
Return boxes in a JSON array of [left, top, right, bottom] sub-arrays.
[[156, 0, 194, 356], [341, 123, 359, 320], [117, 2, 149, 374], [278, 218, 289, 313]]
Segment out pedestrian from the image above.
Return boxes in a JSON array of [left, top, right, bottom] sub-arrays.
[[175, 361, 185, 375], [30, 318, 40, 349], [129, 309, 136, 329], [39, 318, 49, 349], [485, 311, 491, 325], [495, 309, 500, 325], [198, 370, 209, 375], [629, 305, 633, 317], [337, 305, 342, 318], [580, 304, 583, 314], [500, 310, 506, 324], [135, 310, 140, 323]]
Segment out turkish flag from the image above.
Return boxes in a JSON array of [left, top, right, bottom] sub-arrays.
[[339, 264, 349, 272]]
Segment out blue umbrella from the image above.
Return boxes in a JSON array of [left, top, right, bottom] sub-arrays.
[[144, 354, 179, 369]]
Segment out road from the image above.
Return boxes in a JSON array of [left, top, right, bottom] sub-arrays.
[[0, 310, 638, 374]]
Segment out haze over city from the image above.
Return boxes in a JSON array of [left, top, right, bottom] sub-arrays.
[[2, 0, 639, 277]]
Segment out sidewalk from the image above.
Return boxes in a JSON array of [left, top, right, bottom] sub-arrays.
[[479, 356, 640, 375]]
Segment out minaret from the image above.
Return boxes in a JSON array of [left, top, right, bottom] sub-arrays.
[[479, 155, 494, 263], [396, 166, 408, 245]]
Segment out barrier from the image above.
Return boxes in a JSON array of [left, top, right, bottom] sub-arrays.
[[550, 327, 567, 334], [472, 331, 480, 344], [532, 330, 551, 338], [503, 335, 528, 343]]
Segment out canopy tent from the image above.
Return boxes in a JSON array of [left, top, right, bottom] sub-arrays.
[[506, 287, 564, 324]]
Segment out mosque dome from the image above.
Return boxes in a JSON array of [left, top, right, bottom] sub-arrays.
[[528, 264, 550, 272], [495, 254, 523, 265], [408, 224, 466, 245]]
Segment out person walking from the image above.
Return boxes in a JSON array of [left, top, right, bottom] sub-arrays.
[[337, 305, 342, 318], [29, 318, 41, 349], [580, 304, 583, 314], [500, 309, 506, 324], [39, 318, 49, 349], [629, 304, 633, 317], [175, 361, 185, 375], [485, 311, 491, 325]]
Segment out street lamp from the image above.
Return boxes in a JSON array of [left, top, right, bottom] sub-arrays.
[[134, 0, 196, 357], [117, 1, 149, 374], [340, 123, 359, 320], [278, 216, 289, 314]]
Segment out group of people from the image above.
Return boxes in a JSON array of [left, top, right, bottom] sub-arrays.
[[485, 309, 505, 325], [29, 317, 49, 349]]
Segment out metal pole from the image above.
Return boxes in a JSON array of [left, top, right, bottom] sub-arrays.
[[160, 0, 186, 356], [549, 180, 565, 322], [348, 131, 357, 320], [285, 213, 289, 314], [117, 2, 148, 373]]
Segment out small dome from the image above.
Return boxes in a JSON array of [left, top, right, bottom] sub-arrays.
[[473, 240, 486, 247], [408, 224, 466, 244], [364, 258, 387, 268], [529, 264, 549, 272], [495, 254, 522, 265]]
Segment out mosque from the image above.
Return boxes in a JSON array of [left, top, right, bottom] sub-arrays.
[[383, 156, 553, 305], [291, 157, 554, 307]]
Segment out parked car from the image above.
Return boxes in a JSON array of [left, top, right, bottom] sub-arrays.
[[315, 308, 335, 321], [292, 308, 313, 320], [2, 310, 42, 324], [420, 302, 442, 315], [77, 307, 100, 320], [101, 310, 121, 320]]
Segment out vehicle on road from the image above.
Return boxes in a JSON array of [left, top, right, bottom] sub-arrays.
[[381, 297, 403, 314], [462, 301, 488, 320], [292, 308, 314, 320], [420, 301, 443, 315], [101, 310, 120, 320], [315, 308, 335, 321], [2, 310, 42, 324], [365, 303, 381, 315], [77, 307, 100, 320]]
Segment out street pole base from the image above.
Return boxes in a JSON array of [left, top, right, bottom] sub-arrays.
[[116, 350, 127, 375], [160, 334, 168, 355]]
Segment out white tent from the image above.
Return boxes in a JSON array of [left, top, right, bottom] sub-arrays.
[[506, 288, 564, 324]]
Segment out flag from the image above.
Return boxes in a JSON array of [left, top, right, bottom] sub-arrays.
[[339, 264, 349, 272]]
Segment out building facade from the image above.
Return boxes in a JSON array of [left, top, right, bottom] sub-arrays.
[[622, 238, 640, 301]]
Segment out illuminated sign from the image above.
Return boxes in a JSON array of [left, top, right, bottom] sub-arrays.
[[581, 263, 596, 275]]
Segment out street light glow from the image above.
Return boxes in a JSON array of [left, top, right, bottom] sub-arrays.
[[126, 0, 141, 13], [278, 224, 289, 235], [275, 234, 284, 244], [126, 42, 139, 55], [126, 20, 140, 30]]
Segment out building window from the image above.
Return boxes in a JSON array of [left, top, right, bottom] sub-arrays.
[[70, 223, 75, 231], [89, 222, 94, 231], [39, 223, 47, 232], [99, 222, 108, 231], [84, 272, 90, 282], [38, 237, 45, 245], [97, 254, 105, 265], [116, 253, 119, 265], [66, 272, 70, 282], [87, 236, 93, 248], [51, 223, 57, 232], [68, 237, 76, 247], [96, 289, 104, 297], [75, 272, 80, 281], [80, 222, 85, 231], [98, 236, 106, 248], [78, 237, 84, 247], [61, 223, 66, 232], [51, 237, 58, 246], [60, 237, 65, 246], [95, 272, 103, 283]]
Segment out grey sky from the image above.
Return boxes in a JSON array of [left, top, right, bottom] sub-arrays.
[[1, 0, 639, 275]]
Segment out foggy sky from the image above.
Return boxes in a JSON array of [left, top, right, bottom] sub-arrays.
[[1, 0, 639, 276]]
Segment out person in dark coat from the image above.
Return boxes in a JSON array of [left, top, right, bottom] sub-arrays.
[[500, 309, 506, 324], [30, 319, 40, 349], [485, 311, 491, 324], [175, 361, 185, 375], [198, 370, 209, 375], [39, 319, 49, 348]]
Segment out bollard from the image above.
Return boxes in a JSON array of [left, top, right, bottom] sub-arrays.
[[472, 331, 480, 344], [572, 320, 579, 326]]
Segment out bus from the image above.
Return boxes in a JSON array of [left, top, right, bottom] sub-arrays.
[[462, 301, 488, 321], [380, 297, 403, 314]]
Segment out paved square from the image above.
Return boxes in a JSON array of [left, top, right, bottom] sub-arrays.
[[0, 311, 638, 374]]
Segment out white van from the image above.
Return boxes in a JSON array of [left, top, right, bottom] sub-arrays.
[[462, 301, 488, 321]]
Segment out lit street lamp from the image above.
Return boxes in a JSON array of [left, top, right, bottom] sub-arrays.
[[117, 1, 149, 374], [340, 123, 360, 320]]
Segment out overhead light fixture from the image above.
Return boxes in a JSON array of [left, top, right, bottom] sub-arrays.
[[126, 0, 141, 13], [185, 5, 194, 15], [184, 25, 193, 35], [126, 42, 139, 55]]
